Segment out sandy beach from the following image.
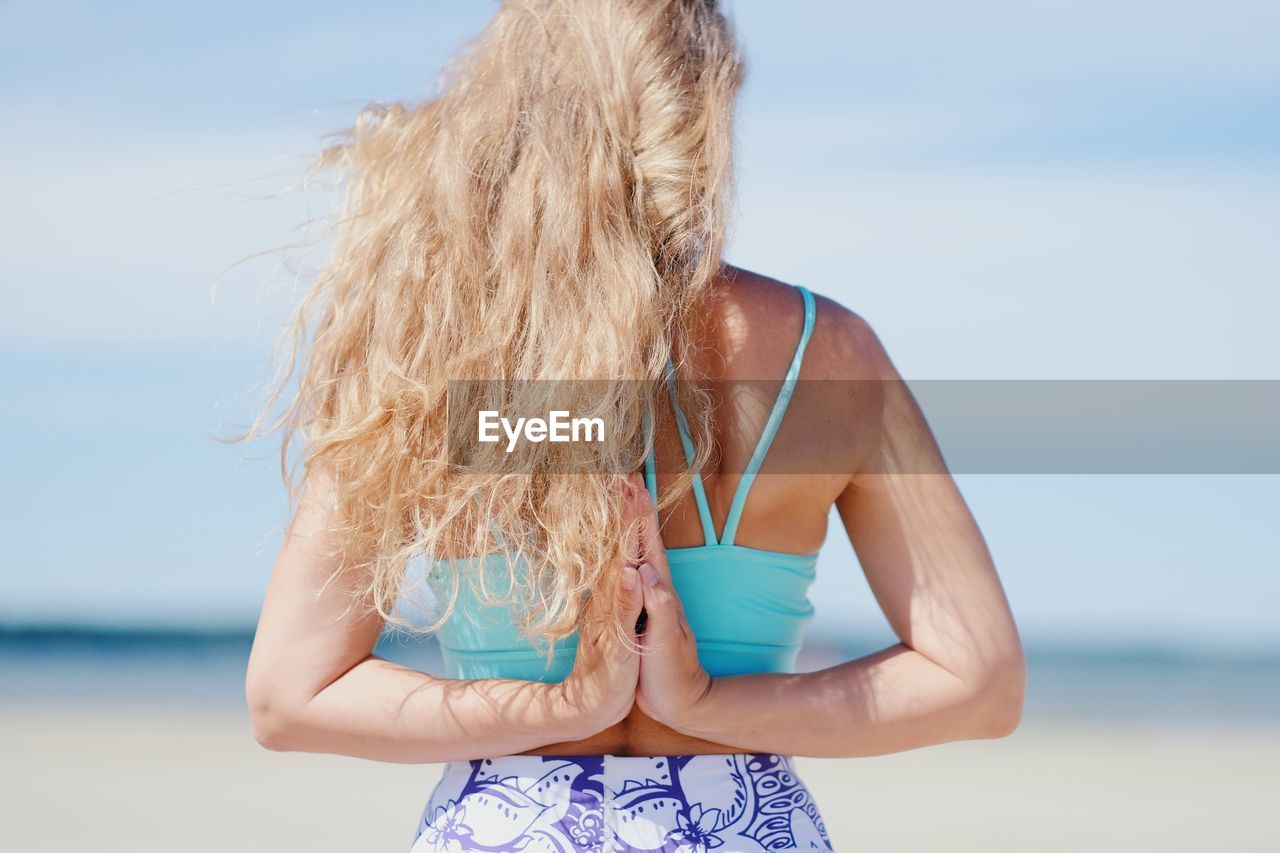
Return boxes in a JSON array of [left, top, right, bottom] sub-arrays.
[[3, 704, 1275, 852]]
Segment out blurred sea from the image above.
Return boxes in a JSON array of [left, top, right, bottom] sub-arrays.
[[3, 624, 1277, 728]]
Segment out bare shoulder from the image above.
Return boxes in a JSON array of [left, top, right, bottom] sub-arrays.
[[716, 263, 894, 381]]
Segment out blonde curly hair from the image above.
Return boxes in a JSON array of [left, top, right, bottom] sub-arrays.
[[233, 0, 745, 650]]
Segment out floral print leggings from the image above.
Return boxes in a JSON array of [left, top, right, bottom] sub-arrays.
[[410, 752, 833, 852]]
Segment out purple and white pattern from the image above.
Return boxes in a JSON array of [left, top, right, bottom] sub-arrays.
[[410, 752, 832, 852]]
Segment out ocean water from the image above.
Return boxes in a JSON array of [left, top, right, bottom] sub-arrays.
[[3, 624, 1277, 729]]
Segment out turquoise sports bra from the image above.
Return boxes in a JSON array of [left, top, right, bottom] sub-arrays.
[[429, 285, 819, 682]]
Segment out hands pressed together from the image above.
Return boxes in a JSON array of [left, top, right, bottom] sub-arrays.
[[555, 474, 716, 738]]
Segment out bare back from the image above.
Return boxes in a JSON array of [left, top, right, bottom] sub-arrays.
[[524, 263, 885, 757]]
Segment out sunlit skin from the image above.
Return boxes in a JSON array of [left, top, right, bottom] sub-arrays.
[[246, 265, 1026, 762]]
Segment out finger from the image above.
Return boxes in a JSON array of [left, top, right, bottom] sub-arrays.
[[593, 553, 645, 635], [581, 568, 639, 673], [586, 556, 642, 632], [618, 562, 644, 626], [635, 492, 672, 583], [580, 475, 653, 649], [620, 474, 650, 567], [580, 479, 648, 646], [637, 562, 684, 644]]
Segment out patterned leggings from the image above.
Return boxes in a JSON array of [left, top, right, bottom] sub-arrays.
[[410, 752, 833, 852]]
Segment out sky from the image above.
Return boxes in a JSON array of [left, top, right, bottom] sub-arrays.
[[1, 1, 1277, 650]]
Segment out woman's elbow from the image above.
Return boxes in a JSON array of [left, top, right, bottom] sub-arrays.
[[247, 700, 295, 752], [245, 671, 308, 752], [973, 650, 1026, 739]]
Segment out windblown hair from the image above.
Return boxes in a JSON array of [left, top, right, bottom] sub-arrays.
[[236, 0, 745, 649]]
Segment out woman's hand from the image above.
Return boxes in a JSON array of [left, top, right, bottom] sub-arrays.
[[632, 489, 716, 730], [552, 477, 648, 737]]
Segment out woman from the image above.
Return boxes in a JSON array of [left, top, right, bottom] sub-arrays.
[[242, 1, 1025, 850]]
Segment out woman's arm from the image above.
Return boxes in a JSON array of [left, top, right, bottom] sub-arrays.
[[635, 313, 1026, 757], [244, 464, 645, 764]]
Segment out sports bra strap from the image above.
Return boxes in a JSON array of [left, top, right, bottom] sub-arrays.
[[643, 284, 816, 548], [720, 284, 815, 545], [662, 361, 720, 546], [643, 390, 718, 546]]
